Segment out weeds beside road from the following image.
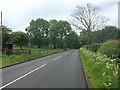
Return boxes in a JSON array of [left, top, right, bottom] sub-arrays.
[[80, 48, 118, 88]]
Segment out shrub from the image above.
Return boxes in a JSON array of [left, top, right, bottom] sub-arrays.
[[98, 40, 120, 59], [84, 43, 101, 52]]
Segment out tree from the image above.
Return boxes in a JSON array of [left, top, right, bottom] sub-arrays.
[[26, 18, 49, 48], [12, 32, 29, 49], [49, 20, 72, 49], [2, 26, 12, 50], [65, 31, 79, 49], [26, 18, 73, 49], [58, 20, 72, 39], [79, 25, 120, 46], [71, 3, 108, 44], [49, 20, 59, 49], [94, 26, 120, 43], [57, 20, 72, 48]]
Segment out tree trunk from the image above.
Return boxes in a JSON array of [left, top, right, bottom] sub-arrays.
[[53, 42, 56, 49], [38, 45, 40, 48], [87, 27, 92, 45], [20, 45, 22, 49]]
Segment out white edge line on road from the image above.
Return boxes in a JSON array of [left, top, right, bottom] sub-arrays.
[[54, 56, 62, 60], [0, 64, 47, 89]]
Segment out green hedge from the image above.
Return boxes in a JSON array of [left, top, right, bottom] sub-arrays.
[[84, 43, 101, 52], [98, 40, 120, 59]]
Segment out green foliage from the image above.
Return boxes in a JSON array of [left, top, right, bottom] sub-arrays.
[[84, 43, 101, 52], [26, 18, 49, 47], [80, 48, 118, 88], [49, 20, 72, 49], [2, 25, 12, 50], [11, 32, 29, 49], [79, 33, 89, 46], [79, 26, 120, 46], [26, 18, 72, 49], [98, 40, 120, 59], [49, 20, 59, 49], [94, 26, 120, 43], [65, 31, 79, 49], [58, 20, 72, 39], [56, 38, 64, 48]]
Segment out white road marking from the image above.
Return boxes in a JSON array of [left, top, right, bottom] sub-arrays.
[[54, 56, 62, 60], [0, 64, 47, 89]]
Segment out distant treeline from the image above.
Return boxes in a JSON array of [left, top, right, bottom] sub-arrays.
[[2, 18, 79, 50], [2, 18, 120, 50], [79, 26, 120, 46]]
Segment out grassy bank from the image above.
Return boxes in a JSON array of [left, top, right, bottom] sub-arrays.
[[80, 48, 118, 88], [1, 48, 64, 67]]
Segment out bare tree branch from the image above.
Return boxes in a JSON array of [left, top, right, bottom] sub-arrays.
[[71, 3, 108, 31], [71, 3, 108, 44]]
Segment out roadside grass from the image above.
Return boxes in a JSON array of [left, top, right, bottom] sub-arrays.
[[80, 48, 118, 88], [0, 48, 64, 67], [0, 51, 1, 66]]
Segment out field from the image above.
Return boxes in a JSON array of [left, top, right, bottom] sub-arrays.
[[0, 48, 64, 67]]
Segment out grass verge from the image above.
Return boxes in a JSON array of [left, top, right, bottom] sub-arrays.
[[0, 49, 64, 67], [80, 48, 118, 88]]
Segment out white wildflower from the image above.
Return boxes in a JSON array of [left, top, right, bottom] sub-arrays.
[[102, 72, 106, 76]]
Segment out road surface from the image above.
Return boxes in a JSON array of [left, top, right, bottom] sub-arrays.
[[1, 50, 88, 88]]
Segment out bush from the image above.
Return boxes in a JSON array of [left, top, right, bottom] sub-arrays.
[[98, 40, 120, 59], [84, 43, 101, 52]]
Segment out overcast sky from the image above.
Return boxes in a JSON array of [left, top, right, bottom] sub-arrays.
[[0, 0, 119, 33]]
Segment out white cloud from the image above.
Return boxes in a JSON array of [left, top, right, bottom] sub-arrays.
[[0, 0, 119, 32]]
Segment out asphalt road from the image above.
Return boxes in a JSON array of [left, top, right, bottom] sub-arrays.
[[1, 50, 88, 88]]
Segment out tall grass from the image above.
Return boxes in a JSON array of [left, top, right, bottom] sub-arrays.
[[80, 48, 118, 88]]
